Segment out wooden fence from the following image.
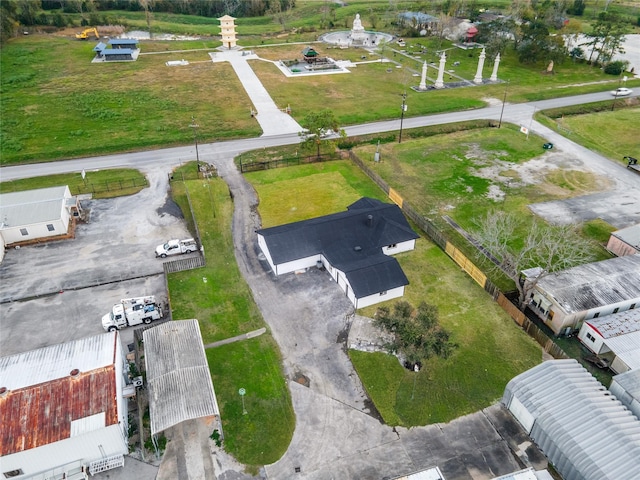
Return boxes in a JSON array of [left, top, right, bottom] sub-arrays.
[[348, 150, 569, 359]]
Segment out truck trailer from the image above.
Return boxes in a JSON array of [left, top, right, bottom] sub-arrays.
[[102, 296, 163, 331]]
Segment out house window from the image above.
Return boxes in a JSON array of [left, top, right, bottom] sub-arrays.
[[593, 312, 600, 318], [20, 228, 28, 236], [387, 244, 397, 249], [586, 333, 596, 342], [631, 304, 637, 310], [47, 224, 55, 232], [613, 307, 619, 314], [4, 470, 24, 479], [379, 291, 387, 296]]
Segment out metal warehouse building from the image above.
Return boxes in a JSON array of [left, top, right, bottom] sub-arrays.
[[502, 359, 640, 480]]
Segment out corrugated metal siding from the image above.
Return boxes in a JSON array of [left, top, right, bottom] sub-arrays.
[[502, 360, 640, 480], [535, 256, 640, 314], [143, 319, 220, 435], [0, 332, 117, 390]]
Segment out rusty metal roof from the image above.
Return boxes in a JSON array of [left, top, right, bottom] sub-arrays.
[[0, 332, 120, 456]]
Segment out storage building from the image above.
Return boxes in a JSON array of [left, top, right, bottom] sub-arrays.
[[502, 359, 640, 480], [0, 332, 130, 478]]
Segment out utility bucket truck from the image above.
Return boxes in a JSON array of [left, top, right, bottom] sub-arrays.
[[102, 296, 163, 332], [155, 238, 197, 258]]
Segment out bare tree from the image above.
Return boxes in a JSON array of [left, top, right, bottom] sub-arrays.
[[472, 211, 596, 310], [138, 0, 155, 38]]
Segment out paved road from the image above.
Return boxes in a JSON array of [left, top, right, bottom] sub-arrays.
[[2, 90, 639, 480]]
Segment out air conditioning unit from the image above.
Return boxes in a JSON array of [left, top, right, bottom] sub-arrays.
[[132, 376, 144, 388]]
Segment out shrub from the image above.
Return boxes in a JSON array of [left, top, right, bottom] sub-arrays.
[[604, 61, 627, 76]]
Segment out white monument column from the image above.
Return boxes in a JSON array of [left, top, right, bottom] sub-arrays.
[[490, 53, 501, 82], [474, 47, 486, 84], [418, 61, 428, 90], [434, 52, 446, 89]]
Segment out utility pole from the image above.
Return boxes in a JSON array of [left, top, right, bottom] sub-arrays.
[[398, 92, 407, 143], [498, 80, 509, 128], [190, 116, 200, 174]]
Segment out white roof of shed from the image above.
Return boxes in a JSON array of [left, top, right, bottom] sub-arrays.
[[611, 223, 640, 248], [503, 359, 640, 480], [0, 331, 117, 390], [0, 185, 69, 227], [612, 369, 640, 399], [143, 319, 220, 435], [535, 255, 640, 313]]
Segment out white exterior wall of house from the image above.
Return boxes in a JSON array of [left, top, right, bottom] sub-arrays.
[[1, 217, 68, 244], [577, 323, 610, 355], [611, 356, 631, 375], [1, 424, 127, 478], [381, 239, 416, 256], [355, 285, 406, 309], [0, 235, 4, 263]]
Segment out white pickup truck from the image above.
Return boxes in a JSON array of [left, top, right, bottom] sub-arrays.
[[155, 238, 197, 258]]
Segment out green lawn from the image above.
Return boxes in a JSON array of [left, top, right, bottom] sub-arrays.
[[244, 159, 541, 426], [3, 17, 639, 166], [167, 175, 294, 471], [0, 168, 147, 198]]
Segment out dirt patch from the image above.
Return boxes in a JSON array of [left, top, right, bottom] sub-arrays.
[[462, 143, 608, 202], [293, 371, 310, 388]]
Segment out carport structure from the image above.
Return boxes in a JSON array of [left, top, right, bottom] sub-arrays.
[[143, 319, 221, 441]]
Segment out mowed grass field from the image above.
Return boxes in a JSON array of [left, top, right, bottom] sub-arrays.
[[4, 12, 639, 166], [167, 175, 294, 471], [243, 159, 541, 426]]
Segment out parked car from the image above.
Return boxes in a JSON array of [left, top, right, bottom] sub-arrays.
[[610, 87, 633, 97]]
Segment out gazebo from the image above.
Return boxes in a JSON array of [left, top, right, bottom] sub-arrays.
[[302, 46, 319, 64]]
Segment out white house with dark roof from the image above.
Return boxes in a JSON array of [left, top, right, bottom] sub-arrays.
[[256, 198, 419, 309], [578, 308, 640, 374], [526, 255, 640, 335], [0, 185, 80, 249], [0, 332, 130, 479]]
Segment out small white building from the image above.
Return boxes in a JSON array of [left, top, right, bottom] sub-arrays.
[[578, 308, 640, 374], [0, 185, 80, 246], [502, 359, 640, 480], [257, 198, 419, 309], [606, 223, 640, 257], [0, 331, 130, 479], [527, 255, 640, 335]]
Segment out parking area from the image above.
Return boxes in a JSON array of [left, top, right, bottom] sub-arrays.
[[0, 171, 192, 356]]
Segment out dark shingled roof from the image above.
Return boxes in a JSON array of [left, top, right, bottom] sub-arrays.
[[257, 198, 419, 298]]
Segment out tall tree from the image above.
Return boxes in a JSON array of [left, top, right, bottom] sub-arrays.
[[374, 301, 457, 365], [472, 211, 596, 310], [1, 1, 19, 42], [583, 12, 629, 64], [299, 109, 342, 159]]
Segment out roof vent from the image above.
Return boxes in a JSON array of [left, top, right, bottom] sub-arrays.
[[70, 368, 80, 377], [0, 387, 8, 397], [367, 214, 374, 227], [354, 246, 362, 252]]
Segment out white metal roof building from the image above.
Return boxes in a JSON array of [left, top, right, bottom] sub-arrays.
[[578, 308, 640, 374], [0, 185, 79, 249], [0, 332, 129, 478], [143, 319, 220, 436], [502, 359, 640, 480]]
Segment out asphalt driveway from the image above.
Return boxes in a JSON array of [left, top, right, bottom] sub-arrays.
[[0, 170, 191, 356]]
